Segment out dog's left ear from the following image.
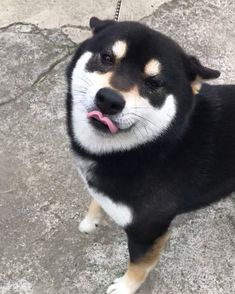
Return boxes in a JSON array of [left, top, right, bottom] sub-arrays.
[[183, 55, 220, 94], [89, 17, 115, 34]]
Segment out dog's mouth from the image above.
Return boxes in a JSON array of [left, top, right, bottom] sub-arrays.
[[87, 111, 119, 134]]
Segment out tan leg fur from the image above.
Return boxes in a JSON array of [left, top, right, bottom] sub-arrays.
[[107, 233, 170, 294]]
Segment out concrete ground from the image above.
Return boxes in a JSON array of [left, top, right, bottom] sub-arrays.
[[0, 0, 234, 293]]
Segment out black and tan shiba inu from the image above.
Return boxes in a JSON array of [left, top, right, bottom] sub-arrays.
[[66, 17, 235, 294]]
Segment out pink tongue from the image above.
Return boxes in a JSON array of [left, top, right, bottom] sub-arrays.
[[87, 111, 118, 134]]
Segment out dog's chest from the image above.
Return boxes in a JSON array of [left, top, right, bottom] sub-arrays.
[[75, 155, 133, 227]]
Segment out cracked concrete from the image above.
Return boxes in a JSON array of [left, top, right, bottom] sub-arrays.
[[0, 23, 76, 105], [0, 1, 234, 294], [0, 0, 170, 43]]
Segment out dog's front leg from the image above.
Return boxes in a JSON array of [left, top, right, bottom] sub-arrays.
[[107, 232, 169, 294], [79, 199, 103, 233]]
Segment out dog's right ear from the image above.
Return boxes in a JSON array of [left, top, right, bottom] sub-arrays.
[[89, 17, 115, 34]]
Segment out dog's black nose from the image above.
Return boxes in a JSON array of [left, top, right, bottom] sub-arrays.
[[95, 88, 125, 115]]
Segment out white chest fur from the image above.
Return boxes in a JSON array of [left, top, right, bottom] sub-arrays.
[[75, 156, 133, 227], [88, 187, 133, 227]]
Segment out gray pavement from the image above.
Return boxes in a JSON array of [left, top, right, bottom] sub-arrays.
[[0, 1, 234, 293]]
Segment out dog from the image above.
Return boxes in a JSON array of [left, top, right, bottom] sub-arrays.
[[66, 17, 235, 294]]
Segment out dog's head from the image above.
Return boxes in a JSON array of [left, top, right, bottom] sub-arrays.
[[67, 17, 220, 154]]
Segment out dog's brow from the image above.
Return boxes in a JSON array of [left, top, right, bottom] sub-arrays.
[[112, 40, 127, 60], [144, 59, 161, 77]]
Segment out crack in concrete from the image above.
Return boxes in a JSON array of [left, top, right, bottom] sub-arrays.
[[0, 21, 91, 46], [0, 98, 17, 107], [32, 49, 75, 87], [60, 24, 90, 45], [0, 22, 25, 31], [61, 24, 90, 31], [0, 21, 77, 47], [0, 22, 90, 32], [0, 50, 76, 109], [0, 49, 76, 108], [139, 0, 173, 22], [0, 23, 78, 107], [0, 21, 46, 37]]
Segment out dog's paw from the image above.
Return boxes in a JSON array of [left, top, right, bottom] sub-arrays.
[[106, 277, 138, 294], [79, 216, 101, 234]]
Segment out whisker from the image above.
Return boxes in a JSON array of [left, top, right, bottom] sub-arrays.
[[73, 86, 88, 91], [131, 127, 139, 142], [121, 112, 157, 128], [138, 120, 155, 137], [128, 106, 151, 110], [73, 89, 86, 93], [73, 89, 87, 95], [78, 76, 93, 87], [82, 77, 94, 89]]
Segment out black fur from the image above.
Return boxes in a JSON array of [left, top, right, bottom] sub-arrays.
[[66, 20, 235, 263]]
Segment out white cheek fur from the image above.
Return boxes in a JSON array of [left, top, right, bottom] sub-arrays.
[[71, 51, 177, 154]]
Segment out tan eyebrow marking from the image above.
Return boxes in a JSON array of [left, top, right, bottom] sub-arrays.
[[144, 59, 161, 77], [112, 40, 127, 60]]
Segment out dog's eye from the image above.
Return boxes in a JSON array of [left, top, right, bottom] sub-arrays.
[[101, 53, 115, 65]]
